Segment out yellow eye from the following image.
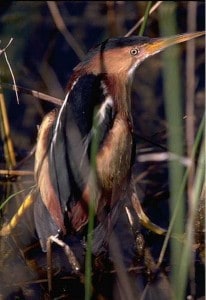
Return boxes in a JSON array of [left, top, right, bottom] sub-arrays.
[[130, 48, 139, 56]]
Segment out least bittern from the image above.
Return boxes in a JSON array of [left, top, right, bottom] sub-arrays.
[[0, 32, 204, 251]]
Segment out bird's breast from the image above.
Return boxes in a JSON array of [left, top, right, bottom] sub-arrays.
[[96, 116, 133, 191]]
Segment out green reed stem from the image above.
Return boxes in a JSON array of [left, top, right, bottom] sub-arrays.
[[139, 1, 152, 36], [85, 111, 100, 300], [159, 2, 185, 298]]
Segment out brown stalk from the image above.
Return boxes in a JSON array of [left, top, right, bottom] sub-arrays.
[[0, 82, 63, 106], [47, 1, 85, 60]]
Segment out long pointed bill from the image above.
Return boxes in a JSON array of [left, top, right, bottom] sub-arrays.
[[144, 31, 205, 57]]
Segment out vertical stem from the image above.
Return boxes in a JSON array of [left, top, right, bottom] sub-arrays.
[[138, 1, 152, 36], [46, 237, 53, 294], [186, 3, 196, 202], [0, 92, 17, 204], [85, 112, 99, 300], [185, 2, 197, 297], [157, 115, 205, 268], [85, 198, 95, 300], [0, 92, 16, 168], [159, 3, 185, 299], [177, 138, 205, 300], [106, 1, 117, 36]]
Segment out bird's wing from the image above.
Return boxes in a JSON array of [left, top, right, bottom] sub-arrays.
[[34, 73, 116, 244], [34, 109, 67, 245], [34, 106, 84, 245], [62, 73, 115, 184], [49, 74, 116, 225], [33, 192, 60, 252]]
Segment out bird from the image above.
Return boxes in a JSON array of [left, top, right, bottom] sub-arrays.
[[1, 32, 204, 251]]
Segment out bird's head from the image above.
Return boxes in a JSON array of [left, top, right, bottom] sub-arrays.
[[75, 31, 204, 82]]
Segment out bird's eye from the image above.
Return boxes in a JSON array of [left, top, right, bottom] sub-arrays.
[[130, 48, 139, 56]]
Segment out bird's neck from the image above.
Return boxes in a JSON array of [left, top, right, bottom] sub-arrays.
[[68, 69, 133, 122], [104, 74, 132, 120]]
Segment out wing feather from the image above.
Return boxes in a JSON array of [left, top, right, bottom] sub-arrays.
[[34, 73, 116, 245]]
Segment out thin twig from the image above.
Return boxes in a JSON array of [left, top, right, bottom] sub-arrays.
[[49, 235, 81, 273], [0, 43, 17, 168], [125, 1, 163, 37], [125, 206, 134, 227], [131, 191, 167, 236], [0, 82, 63, 105], [0, 38, 13, 55], [3, 51, 20, 104], [0, 170, 34, 176], [47, 1, 85, 60], [0, 38, 20, 104], [137, 151, 192, 167], [14, 145, 36, 170]]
